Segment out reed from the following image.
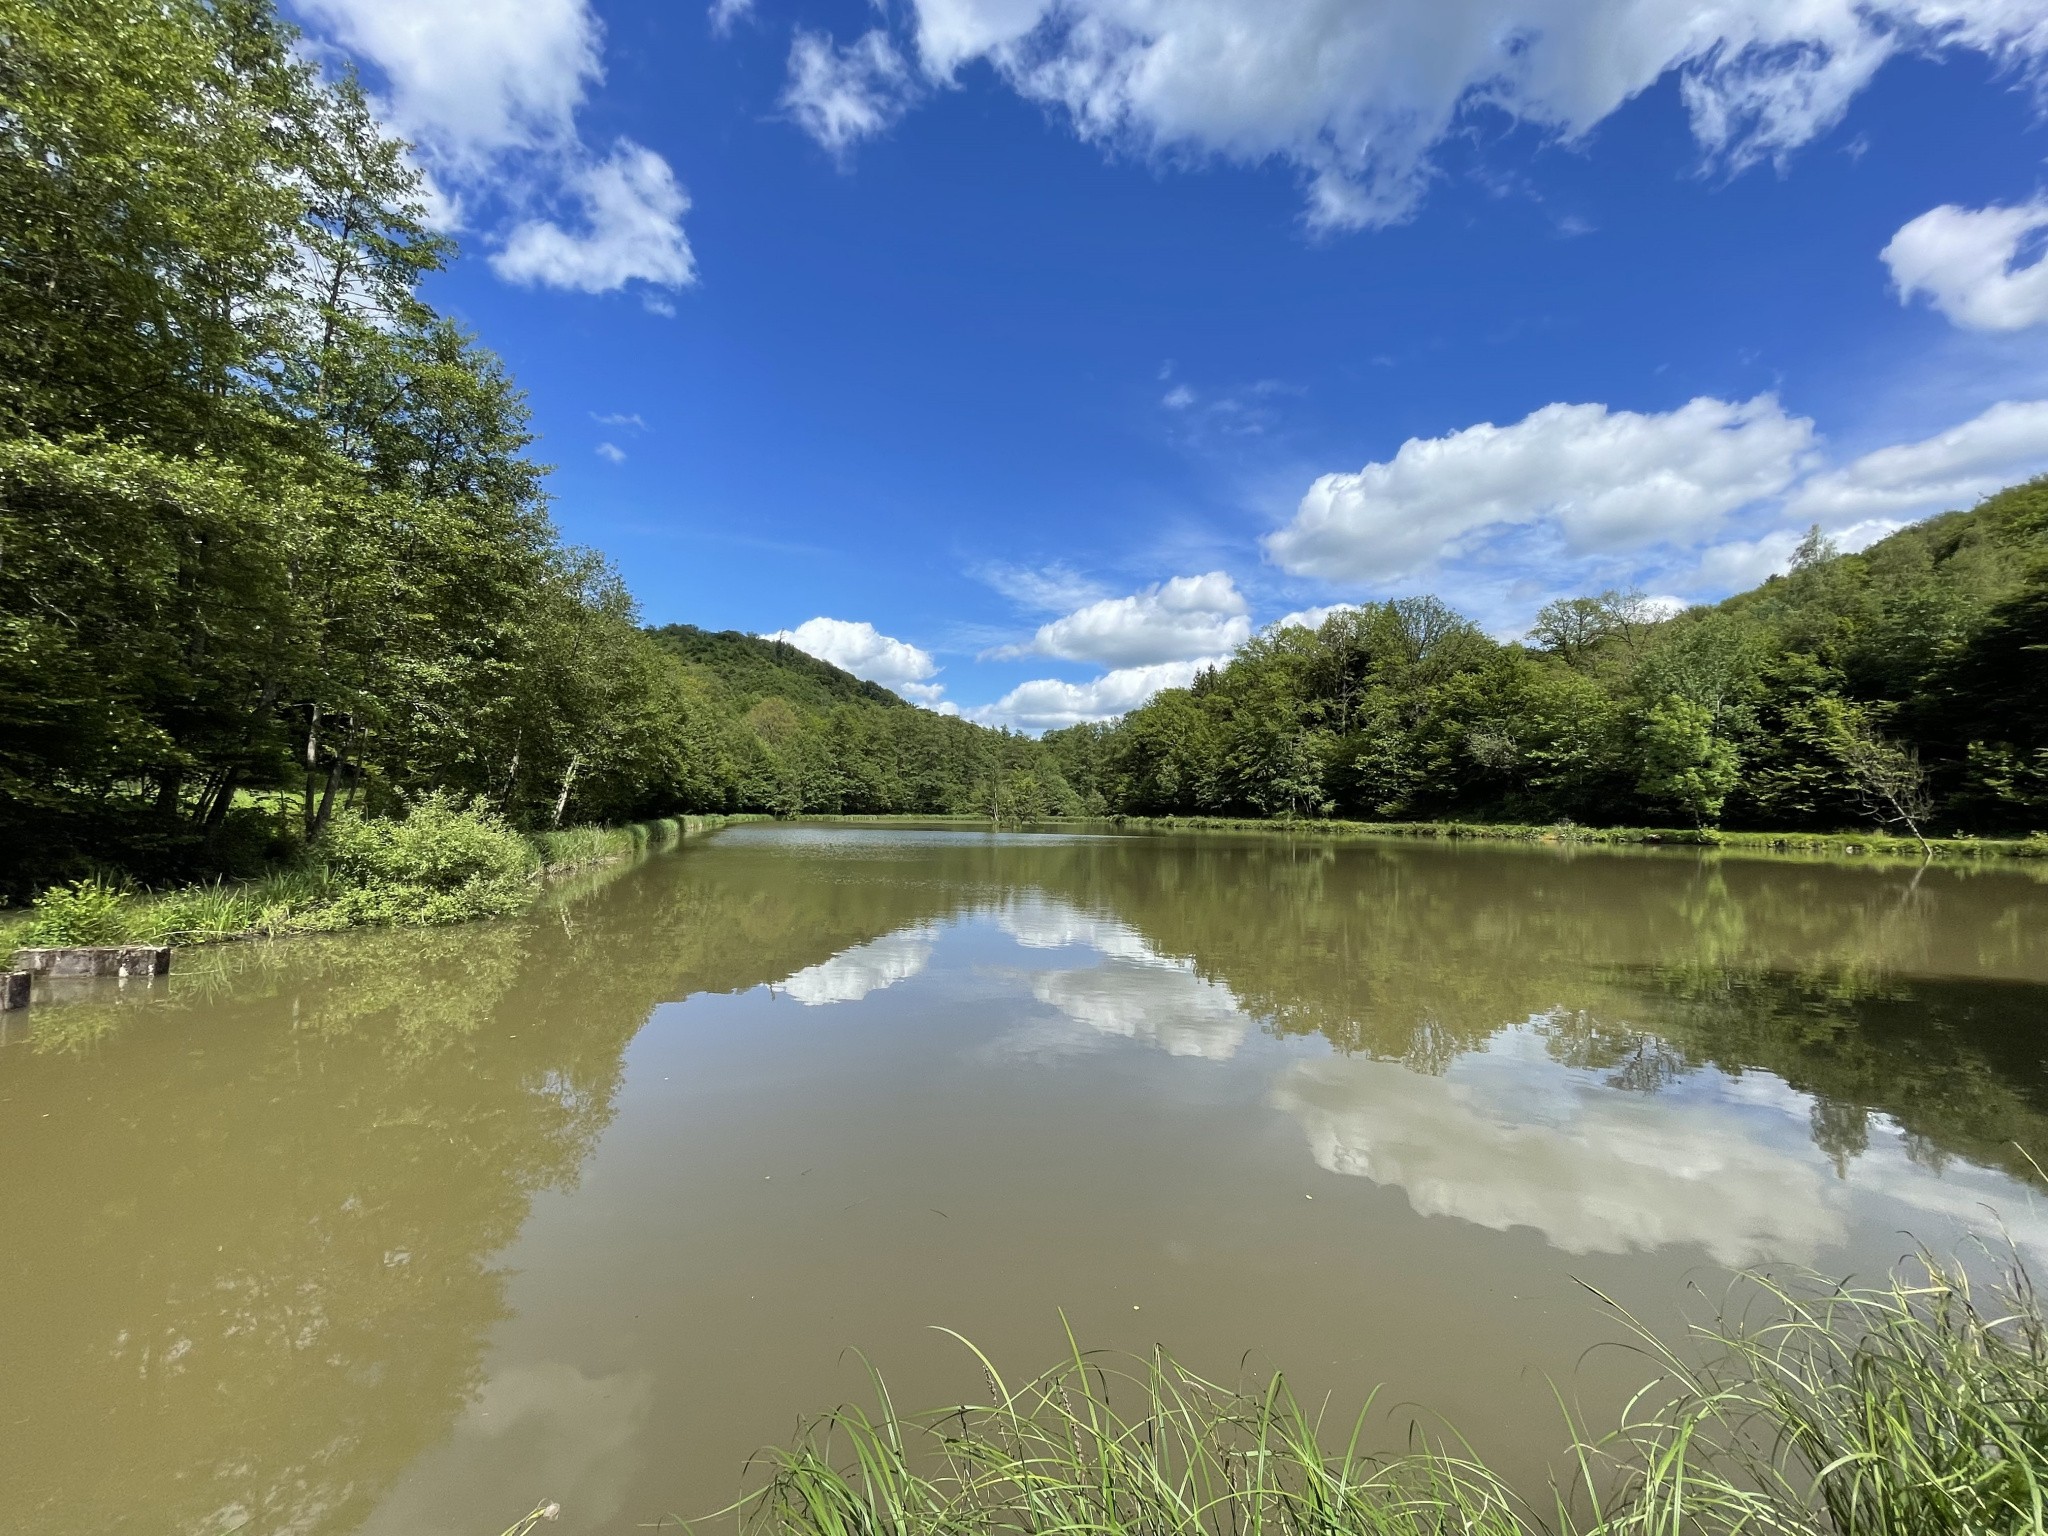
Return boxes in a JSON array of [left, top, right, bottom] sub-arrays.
[[528, 816, 687, 873], [697, 1251, 2048, 1536], [732, 1329, 1544, 1536], [1585, 1248, 2048, 1535]]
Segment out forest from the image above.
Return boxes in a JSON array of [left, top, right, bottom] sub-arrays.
[[1051, 485, 2048, 840], [0, 0, 1054, 896], [3, 0, 2043, 902]]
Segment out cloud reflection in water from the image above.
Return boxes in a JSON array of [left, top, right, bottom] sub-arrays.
[[1000, 899, 1253, 1060], [1271, 1024, 1847, 1265], [778, 927, 936, 1006]]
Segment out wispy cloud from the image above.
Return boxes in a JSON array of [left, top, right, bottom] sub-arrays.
[[975, 561, 1111, 613], [782, 29, 918, 158]]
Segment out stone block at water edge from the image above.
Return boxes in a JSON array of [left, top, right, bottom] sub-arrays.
[[10, 945, 172, 979]]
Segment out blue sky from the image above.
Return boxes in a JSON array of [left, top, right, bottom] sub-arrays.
[[291, 0, 2048, 727]]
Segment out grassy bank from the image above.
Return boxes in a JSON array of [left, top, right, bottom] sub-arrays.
[[675, 1249, 2045, 1536], [529, 813, 765, 874], [789, 811, 2048, 865], [0, 803, 760, 956], [1098, 815, 2048, 864]]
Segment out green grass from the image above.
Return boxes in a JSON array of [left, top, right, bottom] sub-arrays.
[[697, 1250, 2047, 1536], [1095, 816, 2048, 866], [787, 813, 2047, 864], [0, 811, 762, 958], [1585, 1250, 2048, 1535]]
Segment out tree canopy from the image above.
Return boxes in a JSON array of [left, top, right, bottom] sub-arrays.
[[0, 0, 1071, 894], [1050, 481, 2048, 838], [2, 0, 2040, 899]]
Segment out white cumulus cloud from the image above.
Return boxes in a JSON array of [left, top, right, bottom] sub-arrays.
[[298, 0, 694, 296], [1267, 396, 1816, 585], [1006, 572, 1252, 666], [976, 656, 1223, 732], [493, 141, 695, 292], [766, 617, 944, 697], [296, 0, 599, 167], [1783, 398, 2048, 527], [1883, 198, 2048, 331], [1266, 395, 2048, 624], [1272, 603, 1360, 633], [897, 0, 2048, 227], [784, 29, 919, 156]]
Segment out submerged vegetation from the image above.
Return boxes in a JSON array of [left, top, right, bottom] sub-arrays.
[[725, 1252, 2047, 1536]]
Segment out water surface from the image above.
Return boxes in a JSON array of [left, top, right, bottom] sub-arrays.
[[5, 824, 2047, 1534]]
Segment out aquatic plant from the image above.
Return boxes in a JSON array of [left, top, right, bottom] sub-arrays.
[[140, 867, 341, 942], [1589, 1251, 2048, 1535], [717, 1252, 2048, 1536], [529, 816, 686, 872], [739, 1333, 1538, 1536], [3, 811, 736, 957]]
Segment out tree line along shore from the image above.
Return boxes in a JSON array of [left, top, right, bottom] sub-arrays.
[[4, 0, 2044, 918]]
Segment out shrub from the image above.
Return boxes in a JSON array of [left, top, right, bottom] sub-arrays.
[[302, 794, 539, 929], [319, 793, 538, 891], [18, 878, 136, 946]]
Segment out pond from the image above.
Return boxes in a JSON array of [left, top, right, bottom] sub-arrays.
[[5, 823, 2048, 1535]]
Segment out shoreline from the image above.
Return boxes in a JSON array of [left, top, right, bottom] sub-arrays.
[[1, 813, 767, 961], [792, 812, 2048, 865]]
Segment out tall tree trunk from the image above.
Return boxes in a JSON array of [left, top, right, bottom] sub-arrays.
[[311, 725, 355, 840], [343, 751, 364, 814], [551, 753, 581, 828], [154, 768, 186, 819], [302, 703, 323, 839], [202, 768, 241, 834]]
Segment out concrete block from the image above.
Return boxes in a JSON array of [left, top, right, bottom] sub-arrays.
[[0, 971, 26, 1011], [10, 945, 172, 979]]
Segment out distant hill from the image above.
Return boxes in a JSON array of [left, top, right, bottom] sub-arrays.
[[647, 625, 912, 712]]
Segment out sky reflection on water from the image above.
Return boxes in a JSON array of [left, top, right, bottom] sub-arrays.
[[7, 826, 2047, 1535]]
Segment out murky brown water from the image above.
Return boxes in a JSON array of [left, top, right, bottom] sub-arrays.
[[6, 824, 2048, 1535]]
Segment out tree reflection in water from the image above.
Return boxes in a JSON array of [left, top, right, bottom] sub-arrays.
[[2, 825, 2044, 1534]]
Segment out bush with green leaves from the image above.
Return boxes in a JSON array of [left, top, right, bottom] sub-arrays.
[[305, 794, 539, 928], [17, 878, 136, 946], [318, 794, 538, 890]]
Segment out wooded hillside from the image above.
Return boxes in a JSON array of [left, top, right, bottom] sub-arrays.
[[1049, 481, 2047, 838], [0, 0, 1066, 896], [3, 0, 2040, 901]]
